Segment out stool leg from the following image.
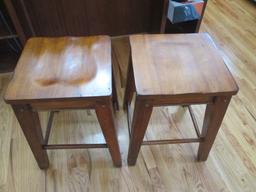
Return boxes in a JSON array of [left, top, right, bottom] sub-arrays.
[[197, 96, 231, 161], [112, 72, 119, 110], [123, 55, 135, 110], [95, 99, 122, 167], [127, 98, 153, 165], [12, 105, 49, 169]]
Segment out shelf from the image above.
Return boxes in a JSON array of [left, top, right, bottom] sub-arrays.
[[0, 2, 19, 40], [0, 26, 18, 40], [0, 51, 17, 72], [0, 39, 19, 73], [165, 19, 199, 33], [161, 0, 208, 33]]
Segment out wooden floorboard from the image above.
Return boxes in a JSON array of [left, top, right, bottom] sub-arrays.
[[0, 0, 256, 191]]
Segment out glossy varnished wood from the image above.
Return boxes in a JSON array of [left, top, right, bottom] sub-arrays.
[[4, 36, 121, 168], [12, 104, 49, 169], [127, 98, 153, 165], [1, 1, 256, 191], [123, 54, 135, 109], [95, 98, 122, 167], [126, 33, 239, 165], [198, 96, 231, 161], [5, 36, 112, 102], [129, 33, 238, 96]]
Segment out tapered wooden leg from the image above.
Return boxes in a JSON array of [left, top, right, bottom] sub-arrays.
[[127, 97, 153, 165], [12, 104, 49, 169], [95, 99, 122, 167], [112, 72, 119, 110], [197, 96, 232, 161], [123, 55, 135, 110]]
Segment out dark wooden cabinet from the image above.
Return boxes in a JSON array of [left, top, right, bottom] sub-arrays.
[[0, 1, 21, 72], [6, 0, 165, 42], [5, 0, 207, 44]]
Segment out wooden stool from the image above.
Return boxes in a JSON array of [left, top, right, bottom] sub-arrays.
[[4, 36, 121, 169], [124, 33, 239, 165]]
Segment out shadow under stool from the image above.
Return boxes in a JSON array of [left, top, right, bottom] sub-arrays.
[[124, 33, 239, 165], [4, 36, 121, 169]]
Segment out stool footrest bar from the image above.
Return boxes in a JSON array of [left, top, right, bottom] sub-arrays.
[[43, 143, 108, 150], [142, 138, 202, 145], [126, 103, 204, 146], [44, 111, 55, 145], [187, 105, 202, 139]]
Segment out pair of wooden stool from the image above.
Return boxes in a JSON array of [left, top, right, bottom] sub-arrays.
[[4, 33, 238, 169]]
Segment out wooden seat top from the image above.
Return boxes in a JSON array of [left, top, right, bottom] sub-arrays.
[[5, 36, 112, 103], [129, 33, 238, 96]]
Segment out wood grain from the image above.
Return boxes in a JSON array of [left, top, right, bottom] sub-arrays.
[[8, 0, 164, 39], [0, 0, 256, 191], [5, 36, 112, 102], [0, 76, 13, 191], [12, 104, 49, 169], [129, 33, 238, 96], [4, 35, 121, 169], [126, 33, 238, 165]]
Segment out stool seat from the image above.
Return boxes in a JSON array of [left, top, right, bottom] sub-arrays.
[[5, 36, 112, 102], [130, 33, 238, 96]]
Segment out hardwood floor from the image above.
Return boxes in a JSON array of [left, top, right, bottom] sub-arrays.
[[0, 0, 256, 191]]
